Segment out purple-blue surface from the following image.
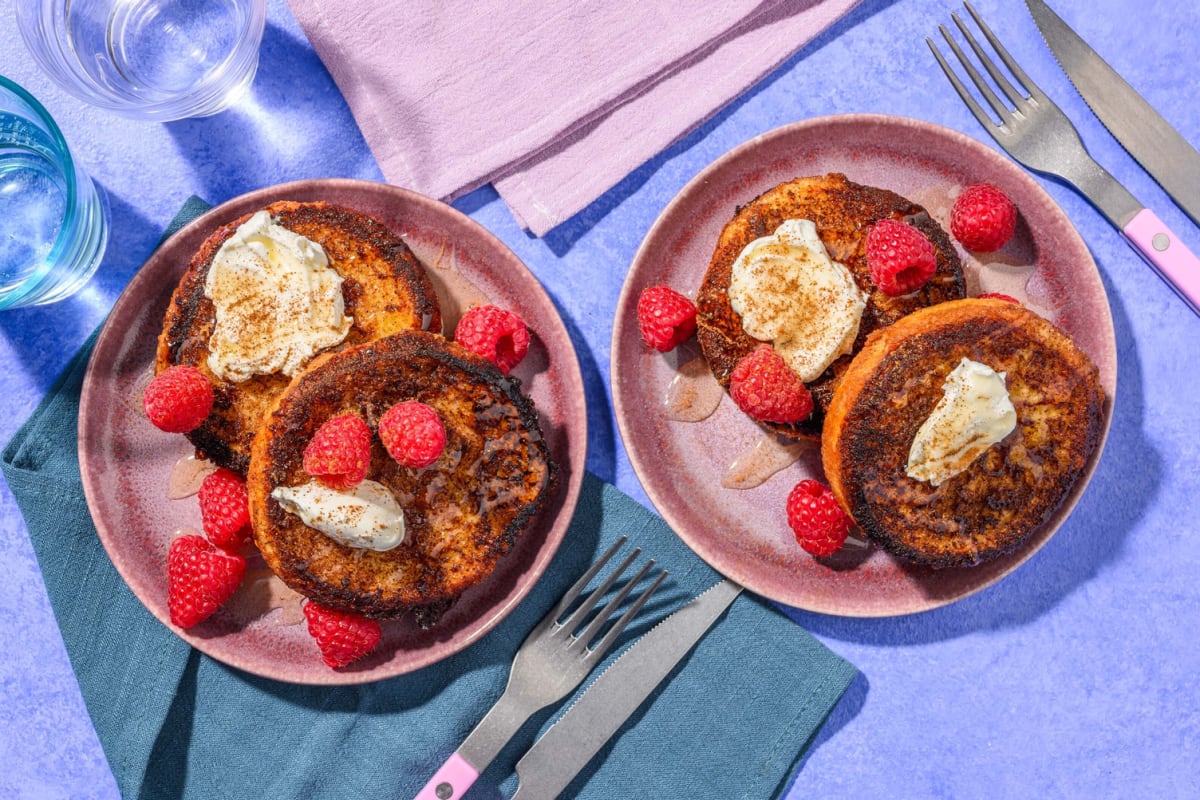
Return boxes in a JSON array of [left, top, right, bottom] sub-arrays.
[[1, 0, 1197, 797]]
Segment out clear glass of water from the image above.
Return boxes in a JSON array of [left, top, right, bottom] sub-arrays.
[[0, 76, 109, 309], [16, 0, 267, 122]]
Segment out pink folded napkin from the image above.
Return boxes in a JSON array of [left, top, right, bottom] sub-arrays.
[[287, 0, 860, 235]]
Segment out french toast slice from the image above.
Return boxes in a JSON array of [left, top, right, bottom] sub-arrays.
[[246, 330, 557, 620], [821, 298, 1105, 567], [696, 173, 966, 439], [156, 200, 442, 474]]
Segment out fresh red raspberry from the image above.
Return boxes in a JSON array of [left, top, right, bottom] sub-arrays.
[[636, 285, 697, 352], [866, 218, 938, 297], [143, 365, 213, 433], [302, 414, 372, 490], [729, 345, 814, 424], [303, 602, 382, 668], [978, 292, 1020, 303], [454, 305, 530, 374], [198, 468, 251, 550], [167, 534, 246, 628], [951, 183, 1017, 252], [786, 479, 852, 557], [379, 401, 446, 469]]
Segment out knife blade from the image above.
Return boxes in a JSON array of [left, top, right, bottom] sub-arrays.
[[510, 578, 743, 800], [1025, 0, 1200, 226]]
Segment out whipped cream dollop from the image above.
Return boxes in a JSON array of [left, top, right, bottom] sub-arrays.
[[204, 211, 352, 382], [728, 219, 867, 382], [906, 358, 1018, 487], [271, 479, 407, 551]]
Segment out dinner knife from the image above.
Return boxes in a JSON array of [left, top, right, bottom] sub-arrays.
[[1025, 0, 1200, 226], [510, 578, 743, 800]]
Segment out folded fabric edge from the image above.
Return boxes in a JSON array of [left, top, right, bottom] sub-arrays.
[[764, 657, 859, 800], [493, 0, 863, 236], [287, 0, 800, 206]]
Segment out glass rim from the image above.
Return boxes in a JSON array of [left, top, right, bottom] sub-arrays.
[[0, 74, 76, 177], [0, 72, 79, 217], [14, 0, 268, 121], [0, 74, 96, 309]]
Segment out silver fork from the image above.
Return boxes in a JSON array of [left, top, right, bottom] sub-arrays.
[[929, 2, 1200, 316], [414, 536, 667, 800]]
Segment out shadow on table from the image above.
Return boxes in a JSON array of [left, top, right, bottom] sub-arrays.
[[0, 189, 159, 394], [790, 261, 1159, 647], [164, 21, 382, 204], [536, 0, 902, 256], [557, 303, 618, 483]]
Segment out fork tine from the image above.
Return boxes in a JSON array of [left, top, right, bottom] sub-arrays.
[[952, 10, 1025, 108], [588, 568, 668, 659], [560, 545, 642, 633], [962, 1, 1048, 104], [541, 536, 627, 629], [926, 37, 1000, 133], [937, 22, 1012, 125], [575, 558, 657, 650]]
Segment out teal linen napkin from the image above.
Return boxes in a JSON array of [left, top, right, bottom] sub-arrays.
[[0, 201, 856, 800]]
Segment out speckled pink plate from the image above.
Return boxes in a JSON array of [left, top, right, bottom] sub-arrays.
[[79, 179, 586, 684], [612, 114, 1116, 616]]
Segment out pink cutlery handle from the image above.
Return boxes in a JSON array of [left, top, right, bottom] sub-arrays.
[[414, 752, 479, 800], [1122, 208, 1200, 316]]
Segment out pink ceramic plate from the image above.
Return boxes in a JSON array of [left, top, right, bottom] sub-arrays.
[[79, 179, 587, 684], [612, 114, 1116, 616]]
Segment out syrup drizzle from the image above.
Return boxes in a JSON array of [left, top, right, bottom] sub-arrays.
[[167, 454, 219, 499], [418, 235, 492, 334], [722, 433, 813, 490], [226, 567, 307, 626], [662, 355, 723, 423]]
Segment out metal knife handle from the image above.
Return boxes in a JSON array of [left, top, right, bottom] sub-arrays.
[[1122, 209, 1200, 316]]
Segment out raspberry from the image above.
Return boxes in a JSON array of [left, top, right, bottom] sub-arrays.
[[454, 305, 530, 374], [167, 534, 246, 628], [951, 183, 1017, 252], [978, 292, 1019, 303], [303, 602, 382, 668], [143, 365, 213, 433], [786, 479, 852, 557], [198, 468, 251, 550], [866, 218, 938, 297], [729, 345, 813, 424], [379, 401, 446, 469], [302, 414, 372, 490], [636, 285, 697, 352]]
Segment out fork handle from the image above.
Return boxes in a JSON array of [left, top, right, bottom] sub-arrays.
[[413, 754, 478, 800], [1123, 208, 1200, 316], [413, 690, 530, 800]]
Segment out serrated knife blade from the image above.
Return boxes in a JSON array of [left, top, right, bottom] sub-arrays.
[[510, 578, 742, 800], [1025, 0, 1200, 226]]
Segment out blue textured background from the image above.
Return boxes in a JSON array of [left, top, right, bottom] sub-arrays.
[[1, 0, 1198, 797]]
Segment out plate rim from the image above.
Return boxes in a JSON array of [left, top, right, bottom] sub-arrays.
[[79, 177, 588, 683], [611, 112, 1116, 617]]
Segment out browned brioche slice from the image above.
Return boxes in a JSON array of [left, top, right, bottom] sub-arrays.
[[696, 173, 966, 439], [246, 330, 557, 619], [156, 200, 442, 474], [821, 298, 1104, 567]]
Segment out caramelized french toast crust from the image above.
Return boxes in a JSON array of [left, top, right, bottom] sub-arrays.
[[822, 299, 1104, 567], [246, 331, 557, 619], [696, 173, 966, 439], [156, 200, 443, 474]]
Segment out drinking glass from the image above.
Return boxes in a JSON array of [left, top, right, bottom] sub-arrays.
[[16, 0, 267, 122], [0, 76, 109, 309]]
